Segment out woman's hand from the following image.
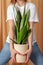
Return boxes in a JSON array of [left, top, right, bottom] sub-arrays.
[[22, 48, 32, 63], [10, 48, 32, 63], [10, 48, 23, 63]]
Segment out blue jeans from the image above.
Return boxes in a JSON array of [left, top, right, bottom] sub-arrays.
[[0, 42, 43, 65], [30, 43, 43, 65], [0, 42, 11, 65]]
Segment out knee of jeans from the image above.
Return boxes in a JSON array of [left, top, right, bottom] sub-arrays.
[[0, 46, 11, 65], [0, 49, 10, 65]]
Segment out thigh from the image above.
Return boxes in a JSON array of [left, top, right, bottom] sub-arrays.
[[30, 42, 43, 65], [0, 42, 11, 65]]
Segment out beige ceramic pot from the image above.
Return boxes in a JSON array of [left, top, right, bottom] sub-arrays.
[[14, 43, 29, 63]]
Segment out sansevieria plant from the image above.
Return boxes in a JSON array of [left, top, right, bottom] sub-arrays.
[[10, 4, 31, 44]]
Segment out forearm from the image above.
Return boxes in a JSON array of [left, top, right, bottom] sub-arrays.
[[28, 22, 33, 50], [9, 30, 15, 49], [28, 31, 32, 50]]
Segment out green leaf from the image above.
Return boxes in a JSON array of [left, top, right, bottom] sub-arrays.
[[17, 25, 27, 44], [12, 4, 31, 44], [15, 7, 22, 32], [22, 29, 31, 44], [25, 10, 30, 26], [20, 5, 26, 30]]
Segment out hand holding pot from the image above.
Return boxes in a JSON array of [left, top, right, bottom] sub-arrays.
[[11, 49, 23, 63], [22, 48, 32, 63]]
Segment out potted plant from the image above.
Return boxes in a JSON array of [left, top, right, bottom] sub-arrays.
[[10, 5, 31, 63]]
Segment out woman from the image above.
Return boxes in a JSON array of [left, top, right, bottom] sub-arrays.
[[0, 0, 43, 65]]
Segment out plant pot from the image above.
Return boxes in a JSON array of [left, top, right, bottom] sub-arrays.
[[14, 43, 29, 63]]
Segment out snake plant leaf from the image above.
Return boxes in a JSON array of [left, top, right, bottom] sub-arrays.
[[22, 28, 31, 44], [21, 30, 28, 44], [16, 9, 22, 31], [25, 9, 30, 26], [15, 23, 18, 40], [17, 25, 27, 44], [10, 4, 31, 44], [20, 4, 26, 30]]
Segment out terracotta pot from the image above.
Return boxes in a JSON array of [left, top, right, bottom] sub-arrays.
[[14, 43, 29, 63]]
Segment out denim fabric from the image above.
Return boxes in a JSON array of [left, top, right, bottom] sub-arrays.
[[0, 42, 43, 65], [0, 42, 11, 65], [30, 42, 43, 65]]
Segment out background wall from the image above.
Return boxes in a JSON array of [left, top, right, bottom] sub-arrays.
[[0, 0, 43, 65]]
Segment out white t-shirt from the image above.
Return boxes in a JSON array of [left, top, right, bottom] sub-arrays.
[[6, 2, 39, 45]]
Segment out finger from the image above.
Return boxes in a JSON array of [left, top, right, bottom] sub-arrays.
[[14, 49, 25, 56], [11, 54, 16, 63], [14, 54, 16, 63], [11, 57, 16, 62], [25, 58, 28, 63], [25, 54, 29, 63]]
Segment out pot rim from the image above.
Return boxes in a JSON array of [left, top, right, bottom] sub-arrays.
[[14, 43, 29, 45]]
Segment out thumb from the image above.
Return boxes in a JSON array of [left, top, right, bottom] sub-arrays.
[[25, 54, 29, 63], [12, 54, 16, 63]]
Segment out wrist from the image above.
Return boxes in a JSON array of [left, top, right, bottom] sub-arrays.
[[10, 42, 14, 48], [29, 43, 32, 50], [29, 46, 32, 51]]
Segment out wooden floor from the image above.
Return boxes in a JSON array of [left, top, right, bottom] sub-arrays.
[[7, 60, 34, 65]]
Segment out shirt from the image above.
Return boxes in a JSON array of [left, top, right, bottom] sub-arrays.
[[6, 2, 39, 45]]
